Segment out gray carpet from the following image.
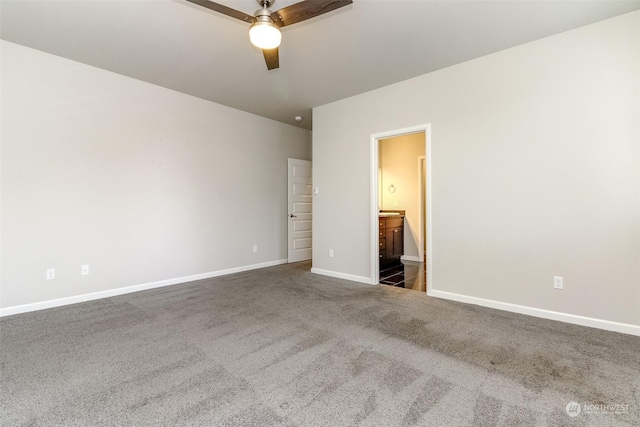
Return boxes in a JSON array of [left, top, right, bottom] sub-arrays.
[[1, 261, 638, 426]]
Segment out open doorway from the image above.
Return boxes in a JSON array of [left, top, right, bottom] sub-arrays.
[[370, 125, 432, 293]]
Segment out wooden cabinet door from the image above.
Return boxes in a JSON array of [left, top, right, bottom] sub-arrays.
[[379, 216, 404, 266], [385, 227, 403, 262], [391, 227, 403, 258]]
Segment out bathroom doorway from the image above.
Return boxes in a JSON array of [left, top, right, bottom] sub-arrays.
[[370, 125, 432, 293]]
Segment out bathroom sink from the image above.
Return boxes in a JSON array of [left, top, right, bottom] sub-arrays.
[[379, 212, 401, 217]]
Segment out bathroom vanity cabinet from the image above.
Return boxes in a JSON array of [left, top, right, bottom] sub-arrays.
[[379, 214, 404, 266]]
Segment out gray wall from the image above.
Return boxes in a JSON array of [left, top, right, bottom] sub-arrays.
[[312, 12, 639, 328], [1, 41, 311, 309]]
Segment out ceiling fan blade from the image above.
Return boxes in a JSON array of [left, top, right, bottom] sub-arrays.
[[186, 0, 255, 24], [270, 0, 352, 27], [262, 48, 280, 70]]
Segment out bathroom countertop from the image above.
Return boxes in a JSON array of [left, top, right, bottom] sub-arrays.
[[379, 210, 405, 217]]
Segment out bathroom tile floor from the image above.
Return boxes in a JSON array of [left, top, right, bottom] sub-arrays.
[[379, 260, 426, 292]]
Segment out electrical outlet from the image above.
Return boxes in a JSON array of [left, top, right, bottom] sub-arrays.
[[253, 244, 258, 253], [329, 249, 334, 257], [46, 269, 55, 280], [554, 276, 563, 289], [81, 265, 89, 275]]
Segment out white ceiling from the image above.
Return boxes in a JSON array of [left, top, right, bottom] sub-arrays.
[[2, 0, 639, 129]]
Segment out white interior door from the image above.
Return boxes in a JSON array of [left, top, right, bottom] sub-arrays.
[[288, 159, 312, 262]]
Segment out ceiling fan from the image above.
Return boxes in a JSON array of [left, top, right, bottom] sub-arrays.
[[187, 0, 353, 70]]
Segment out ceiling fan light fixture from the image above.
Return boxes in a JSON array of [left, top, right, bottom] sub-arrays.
[[187, 0, 353, 70], [249, 20, 281, 49]]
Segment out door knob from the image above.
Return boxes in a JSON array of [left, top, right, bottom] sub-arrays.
[[289, 214, 297, 218]]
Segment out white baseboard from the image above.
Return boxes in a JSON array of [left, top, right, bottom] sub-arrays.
[[0, 259, 288, 317], [310, 270, 639, 336], [430, 289, 640, 336], [401, 255, 422, 262], [7, 261, 636, 336], [310, 268, 375, 285]]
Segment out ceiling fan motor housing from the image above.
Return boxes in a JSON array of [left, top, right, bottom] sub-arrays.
[[254, 8, 273, 21]]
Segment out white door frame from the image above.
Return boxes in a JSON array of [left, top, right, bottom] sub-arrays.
[[418, 155, 426, 261], [370, 124, 432, 294]]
